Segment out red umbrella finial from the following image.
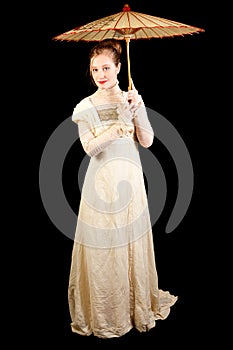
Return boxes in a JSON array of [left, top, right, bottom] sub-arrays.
[[123, 4, 131, 12]]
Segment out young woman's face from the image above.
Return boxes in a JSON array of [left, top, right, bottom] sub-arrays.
[[90, 52, 120, 89]]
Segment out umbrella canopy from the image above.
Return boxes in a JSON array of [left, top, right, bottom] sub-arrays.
[[53, 4, 204, 89]]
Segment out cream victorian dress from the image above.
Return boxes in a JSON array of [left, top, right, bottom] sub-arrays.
[[68, 82, 177, 338]]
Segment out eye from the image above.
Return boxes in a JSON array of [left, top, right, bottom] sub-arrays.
[[92, 68, 98, 73], [103, 67, 110, 71]]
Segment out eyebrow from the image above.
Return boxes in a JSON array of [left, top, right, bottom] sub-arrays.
[[91, 64, 111, 68]]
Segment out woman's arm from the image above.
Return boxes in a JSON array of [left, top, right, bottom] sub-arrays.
[[77, 120, 126, 157], [134, 102, 154, 148], [117, 95, 154, 148], [123, 81, 154, 148], [72, 98, 129, 157]]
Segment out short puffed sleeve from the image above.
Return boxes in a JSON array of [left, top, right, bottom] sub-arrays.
[[71, 97, 90, 124]]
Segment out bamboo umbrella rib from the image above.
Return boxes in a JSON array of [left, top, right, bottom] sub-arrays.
[[128, 12, 165, 27], [126, 11, 131, 29], [115, 14, 127, 29], [129, 12, 161, 27], [79, 13, 126, 31], [105, 13, 123, 30], [82, 15, 113, 29], [114, 14, 123, 29], [128, 12, 189, 29]]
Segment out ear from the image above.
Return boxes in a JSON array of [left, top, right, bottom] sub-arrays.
[[116, 62, 121, 74]]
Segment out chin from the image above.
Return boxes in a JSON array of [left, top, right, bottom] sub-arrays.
[[98, 84, 108, 89]]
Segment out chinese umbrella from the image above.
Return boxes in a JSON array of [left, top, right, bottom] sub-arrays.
[[53, 4, 205, 90]]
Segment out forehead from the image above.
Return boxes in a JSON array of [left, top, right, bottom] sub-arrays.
[[91, 52, 114, 67]]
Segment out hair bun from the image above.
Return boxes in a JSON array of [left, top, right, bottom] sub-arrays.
[[99, 38, 122, 55], [110, 39, 122, 55]]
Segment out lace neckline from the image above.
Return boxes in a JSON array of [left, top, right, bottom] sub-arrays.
[[95, 81, 122, 97]]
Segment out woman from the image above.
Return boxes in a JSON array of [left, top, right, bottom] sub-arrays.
[[68, 38, 177, 338]]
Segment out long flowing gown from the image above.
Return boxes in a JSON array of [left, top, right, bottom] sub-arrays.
[[68, 83, 178, 338]]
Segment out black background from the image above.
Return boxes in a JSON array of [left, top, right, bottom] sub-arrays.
[[31, 1, 213, 348]]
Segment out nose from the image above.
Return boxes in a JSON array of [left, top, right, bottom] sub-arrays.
[[98, 69, 105, 78]]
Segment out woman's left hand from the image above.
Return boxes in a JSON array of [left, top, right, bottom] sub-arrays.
[[127, 79, 140, 104], [118, 79, 144, 123], [127, 90, 139, 105]]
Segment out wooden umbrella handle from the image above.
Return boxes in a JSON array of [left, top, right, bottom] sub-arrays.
[[125, 37, 132, 91]]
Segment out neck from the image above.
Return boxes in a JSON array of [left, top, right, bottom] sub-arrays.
[[98, 80, 119, 92], [91, 80, 124, 104]]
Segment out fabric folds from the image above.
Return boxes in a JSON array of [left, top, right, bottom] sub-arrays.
[[69, 82, 177, 338]]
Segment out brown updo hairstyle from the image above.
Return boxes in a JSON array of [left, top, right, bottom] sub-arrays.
[[89, 39, 122, 85]]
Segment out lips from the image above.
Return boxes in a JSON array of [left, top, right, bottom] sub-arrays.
[[98, 80, 107, 85]]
